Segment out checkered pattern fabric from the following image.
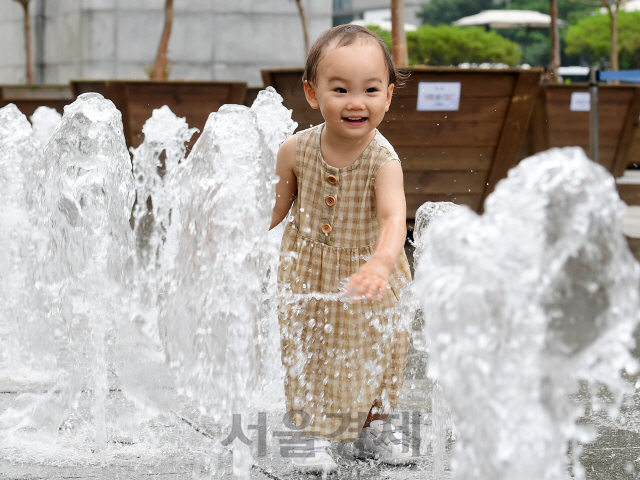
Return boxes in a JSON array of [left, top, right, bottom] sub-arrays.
[[278, 124, 412, 442]]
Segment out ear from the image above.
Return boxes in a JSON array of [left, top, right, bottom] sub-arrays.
[[385, 84, 394, 112], [304, 81, 320, 110]]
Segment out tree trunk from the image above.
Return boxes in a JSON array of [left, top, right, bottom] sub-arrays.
[[14, 0, 34, 84], [609, 6, 619, 71], [152, 0, 174, 80], [546, 0, 562, 83], [599, 0, 620, 72], [295, 0, 310, 55], [391, 0, 408, 67]]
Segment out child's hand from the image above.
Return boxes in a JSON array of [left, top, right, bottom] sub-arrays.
[[343, 257, 391, 301]]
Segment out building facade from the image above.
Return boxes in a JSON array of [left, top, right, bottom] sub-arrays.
[[0, 0, 332, 86]]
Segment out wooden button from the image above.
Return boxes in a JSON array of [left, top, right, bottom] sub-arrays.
[[321, 223, 332, 234], [325, 195, 336, 207], [327, 174, 338, 185]]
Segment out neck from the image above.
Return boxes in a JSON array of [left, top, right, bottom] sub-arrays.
[[320, 126, 376, 168]]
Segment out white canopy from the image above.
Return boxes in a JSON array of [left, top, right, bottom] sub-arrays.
[[600, 0, 640, 12], [626, 0, 640, 11], [452, 10, 567, 29], [350, 19, 418, 32]]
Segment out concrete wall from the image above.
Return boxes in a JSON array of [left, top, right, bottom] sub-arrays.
[[0, 0, 332, 87], [0, 1, 30, 83]]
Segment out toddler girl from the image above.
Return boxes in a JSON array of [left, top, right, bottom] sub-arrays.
[[270, 24, 415, 473]]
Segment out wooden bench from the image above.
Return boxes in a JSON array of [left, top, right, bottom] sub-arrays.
[[71, 80, 248, 150], [0, 84, 74, 118], [262, 67, 542, 220]]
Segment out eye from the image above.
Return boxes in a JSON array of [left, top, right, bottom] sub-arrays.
[[334, 87, 347, 93], [366, 87, 379, 93]]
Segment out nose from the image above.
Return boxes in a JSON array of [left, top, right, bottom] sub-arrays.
[[346, 93, 366, 111]]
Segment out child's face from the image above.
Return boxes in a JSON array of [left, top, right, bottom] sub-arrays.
[[304, 40, 393, 142]]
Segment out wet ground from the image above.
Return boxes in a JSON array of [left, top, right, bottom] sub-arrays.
[[2, 176, 640, 480], [0, 379, 443, 480], [2, 376, 640, 480]]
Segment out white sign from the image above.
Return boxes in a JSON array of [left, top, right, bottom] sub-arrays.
[[417, 82, 461, 111], [570, 92, 590, 111]]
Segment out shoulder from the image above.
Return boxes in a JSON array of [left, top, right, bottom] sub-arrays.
[[278, 135, 297, 158], [289, 124, 323, 165], [277, 124, 320, 158], [369, 130, 400, 172], [295, 123, 323, 146], [276, 135, 297, 177]]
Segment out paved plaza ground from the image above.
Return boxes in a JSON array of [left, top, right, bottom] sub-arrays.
[[2, 334, 640, 480]]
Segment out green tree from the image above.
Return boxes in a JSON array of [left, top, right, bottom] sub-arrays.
[[417, 0, 593, 27], [565, 10, 640, 69], [417, 0, 494, 26], [504, 0, 593, 22], [406, 24, 522, 66], [416, 0, 596, 67], [366, 25, 393, 52]]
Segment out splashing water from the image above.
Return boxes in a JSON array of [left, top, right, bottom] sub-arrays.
[[0, 93, 134, 453], [414, 147, 640, 480], [30, 106, 62, 150], [130, 105, 197, 341], [412, 201, 460, 480], [112, 106, 199, 425], [0, 105, 47, 373], [159, 88, 296, 478], [4, 88, 638, 480], [0, 88, 298, 477], [37, 93, 134, 451]]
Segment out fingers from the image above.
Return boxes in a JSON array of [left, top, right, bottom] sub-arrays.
[[343, 274, 388, 302], [342, 258, 391, 302]]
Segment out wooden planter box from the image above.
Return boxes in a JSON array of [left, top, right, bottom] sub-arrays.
[[244, 87, 262, 107], [70, 80, 248, 150], [0, 84, 74, 118], [71, 80, 109, 97], [524, 84, 640, 177], [262, 67, 543, 219], [630, 127, 640, 171]]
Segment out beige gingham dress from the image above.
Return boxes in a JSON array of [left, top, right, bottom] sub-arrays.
[[278, 124, 411, 442]]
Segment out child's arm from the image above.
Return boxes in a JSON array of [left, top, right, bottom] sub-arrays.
[[343, 160, 407, 300], [270, 135, 298, 230]]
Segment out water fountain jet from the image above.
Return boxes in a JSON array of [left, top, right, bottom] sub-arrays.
[[414, 147, 640, 480]]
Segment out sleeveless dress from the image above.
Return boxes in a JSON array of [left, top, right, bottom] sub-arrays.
[[277, 124, 412, 442]]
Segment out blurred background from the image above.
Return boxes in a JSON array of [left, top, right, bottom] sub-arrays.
[[1, 0, 639, 87]]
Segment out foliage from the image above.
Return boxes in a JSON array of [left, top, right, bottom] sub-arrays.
[[417, 0, 494, 26], [565, 11, 640, 69], [499, 0, 594, 23], [417, 0, 594, 27], [498, 28, 549, 66], [143, 61, 175, 80], [406, 24, 522, 66], [365, 25, 393, 53], [418, 0, 595, 25], [416, 0, 597, 67]]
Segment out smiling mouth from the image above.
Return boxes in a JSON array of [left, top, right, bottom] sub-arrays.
[[343, 117, 368, 123]]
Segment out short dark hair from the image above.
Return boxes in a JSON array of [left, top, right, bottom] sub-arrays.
[[303, 24, 406, 88]]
